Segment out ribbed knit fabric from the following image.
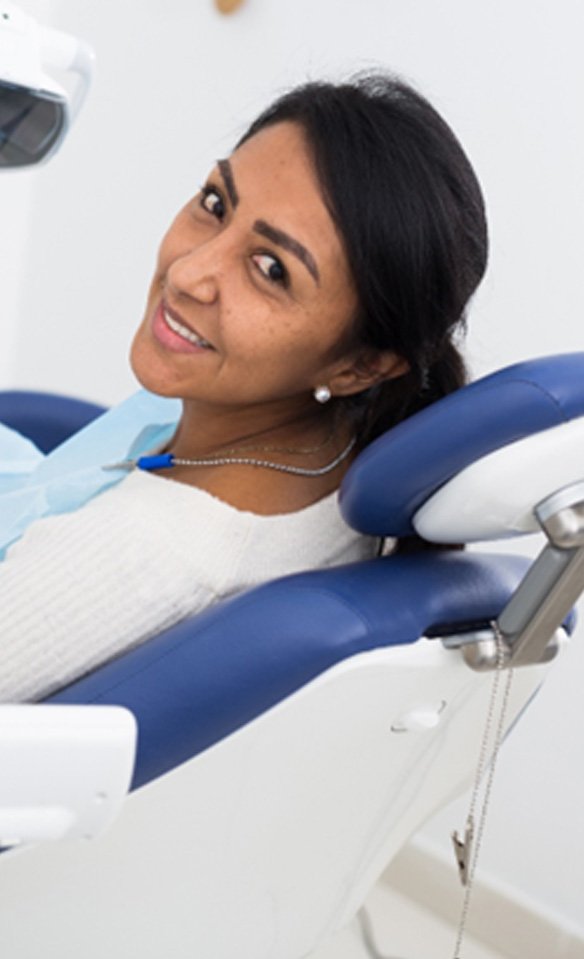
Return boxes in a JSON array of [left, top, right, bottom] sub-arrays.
[[0, 471, 378, 702]]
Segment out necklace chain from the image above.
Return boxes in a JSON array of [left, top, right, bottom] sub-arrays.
[[170, 436, 356, 477], [207, 427, 336, 457]]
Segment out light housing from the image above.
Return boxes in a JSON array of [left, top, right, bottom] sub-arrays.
[[0, 2, 94, 168]]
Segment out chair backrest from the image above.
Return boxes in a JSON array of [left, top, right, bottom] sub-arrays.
[[49, 549, 533, 789]]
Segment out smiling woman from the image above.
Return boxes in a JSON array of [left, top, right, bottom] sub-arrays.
[[129, 121, 374, 513], [0, 72, 488, 701]]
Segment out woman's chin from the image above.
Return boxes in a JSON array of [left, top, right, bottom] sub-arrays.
[[129, 340, 182, 398]]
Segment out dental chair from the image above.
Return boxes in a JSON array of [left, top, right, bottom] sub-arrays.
[[0, 353, 583, 959], [0, 389, 105, 453]]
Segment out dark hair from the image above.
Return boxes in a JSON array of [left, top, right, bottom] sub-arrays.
[[238, 73, 488, 450]]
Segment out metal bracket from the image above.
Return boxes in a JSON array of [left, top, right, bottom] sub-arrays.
[[441, 481, 584, 672]]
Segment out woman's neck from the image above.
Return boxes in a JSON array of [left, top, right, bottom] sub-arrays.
[[148, 397, 355, 515], [168, 397, 339, 459]]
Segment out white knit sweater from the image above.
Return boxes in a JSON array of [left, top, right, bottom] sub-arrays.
[[0, 471, 377, 702]]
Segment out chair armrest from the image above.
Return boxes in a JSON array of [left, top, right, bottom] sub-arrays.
[[0, 705, 136, 847]]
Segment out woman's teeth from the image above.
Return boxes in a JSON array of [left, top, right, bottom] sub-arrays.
[[163, 309, 211, 348]]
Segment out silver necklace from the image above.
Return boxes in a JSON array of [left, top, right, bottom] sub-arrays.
[[109, 436, 357, 477], [208, 427, 336, 457]]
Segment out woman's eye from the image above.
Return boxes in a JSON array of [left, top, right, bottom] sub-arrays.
[[253, 253, 288, 286], [200, 187, 225, 220]]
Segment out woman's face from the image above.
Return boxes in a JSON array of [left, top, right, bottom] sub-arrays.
[[130, 121, 361, 412]]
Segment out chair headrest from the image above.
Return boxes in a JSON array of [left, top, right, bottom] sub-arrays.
[[340, 353, 584, 538]]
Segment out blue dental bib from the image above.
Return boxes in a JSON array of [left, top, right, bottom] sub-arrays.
[[0, 390, 181, 559]]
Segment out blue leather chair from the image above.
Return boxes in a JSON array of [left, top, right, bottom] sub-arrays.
[[0, 389, 105, 453], [0, 355, 582, 959]]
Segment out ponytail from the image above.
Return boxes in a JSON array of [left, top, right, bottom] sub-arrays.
[[350, 339, 468, 451], [348, 340, 469, 555]]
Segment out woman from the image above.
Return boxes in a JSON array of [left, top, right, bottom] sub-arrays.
[[0, 73, 487, 702]]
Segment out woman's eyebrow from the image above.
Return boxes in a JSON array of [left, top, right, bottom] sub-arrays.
[[217, 158, 239, 208], [253, 219, 320, 285]]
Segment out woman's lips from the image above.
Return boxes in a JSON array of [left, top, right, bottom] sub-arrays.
[[151, 302, 214, 354]]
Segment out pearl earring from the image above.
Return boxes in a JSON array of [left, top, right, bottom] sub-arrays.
[[314, 385, 332, 404]]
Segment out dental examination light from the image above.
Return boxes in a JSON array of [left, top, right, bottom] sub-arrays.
[[0, 2, 94, 168]]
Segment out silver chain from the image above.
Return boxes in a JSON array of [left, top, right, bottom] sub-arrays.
[[452, 626, 513, 954], [451, 622, 515, 959], [171, 436, 357, 477], [203, 427, 336, 456], [349, 625, 516, 959]]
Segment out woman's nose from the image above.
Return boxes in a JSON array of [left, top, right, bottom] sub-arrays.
[[166, 239, 226, 305]]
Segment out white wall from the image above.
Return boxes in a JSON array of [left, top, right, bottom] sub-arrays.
[[2, 0, 583, 934]]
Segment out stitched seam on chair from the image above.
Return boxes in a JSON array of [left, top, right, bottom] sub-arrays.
[[273, 583, 376, 632], [480, 377, 570, 421]]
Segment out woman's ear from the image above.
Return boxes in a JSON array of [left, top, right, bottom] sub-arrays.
[[327, 350, 410, 398]]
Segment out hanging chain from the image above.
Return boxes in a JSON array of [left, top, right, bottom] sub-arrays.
[[451, 622, 515, 959], [355, 622, 515, 959]]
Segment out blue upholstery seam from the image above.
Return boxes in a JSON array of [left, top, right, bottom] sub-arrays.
[[476, 377, 569, 421]]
